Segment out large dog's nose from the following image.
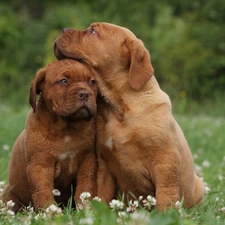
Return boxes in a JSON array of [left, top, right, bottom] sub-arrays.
[[77, 90, 90, 101], [62, 28, 69, 33]]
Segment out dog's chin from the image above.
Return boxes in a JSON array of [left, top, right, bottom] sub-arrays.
[[54, 43, 66, 60], [61, 107, 94, 121], [54, 42, 85, 64]]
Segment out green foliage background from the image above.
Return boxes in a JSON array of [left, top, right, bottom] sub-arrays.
[[0, 0, 225, 114]]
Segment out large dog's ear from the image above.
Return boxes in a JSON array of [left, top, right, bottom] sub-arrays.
[[29, 68, 46, 113], [128, 40, 154, 90]]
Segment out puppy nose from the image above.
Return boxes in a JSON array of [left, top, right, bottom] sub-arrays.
[[77, 90, 90, 101]]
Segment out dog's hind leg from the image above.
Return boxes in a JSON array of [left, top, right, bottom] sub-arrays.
[[192, 175, 205, 206], [1, 184, 23, 212]]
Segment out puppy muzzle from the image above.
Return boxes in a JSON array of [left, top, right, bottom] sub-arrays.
[[54, 42, 66, 60]]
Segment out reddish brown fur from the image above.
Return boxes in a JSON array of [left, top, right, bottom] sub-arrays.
[[1, 59, 98, 212], [54, 23, 205, 211]]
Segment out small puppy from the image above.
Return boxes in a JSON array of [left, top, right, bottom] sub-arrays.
[[54, 22, 205, 211], [1, 59, 98, 212]]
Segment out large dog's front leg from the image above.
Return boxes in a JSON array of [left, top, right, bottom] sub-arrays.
[[97, 156, 117, 204], [27, 163, 55, 211], [152, 151, 181, 211]]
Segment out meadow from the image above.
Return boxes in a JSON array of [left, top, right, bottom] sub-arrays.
[[0, 105, 225, 225]]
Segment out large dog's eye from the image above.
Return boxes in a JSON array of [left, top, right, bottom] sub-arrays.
[[89, 27, 97, 34], [59, 78, 68, 85], [89, 79, 96, 86]]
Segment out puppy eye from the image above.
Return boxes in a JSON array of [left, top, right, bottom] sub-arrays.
[[89, 27, 97, 34], [59, 78, 68, 85], [89, 79, 96, 86]]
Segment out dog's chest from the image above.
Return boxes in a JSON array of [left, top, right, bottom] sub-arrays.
[[55, 151, 78, 179], [99, 116, 135, 152], [54, 137, 84, 178], [97, 113, 155, 185]]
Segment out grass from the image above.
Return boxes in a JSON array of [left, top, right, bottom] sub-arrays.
[[0, 104, 225, 224]]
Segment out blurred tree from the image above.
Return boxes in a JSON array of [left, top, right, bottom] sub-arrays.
[[0, 0, 224, 109], [0, 4, 31, 104]]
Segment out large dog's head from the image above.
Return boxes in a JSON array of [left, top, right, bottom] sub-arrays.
[[30, 59, 97, 120], [54, 22, 154, 91]]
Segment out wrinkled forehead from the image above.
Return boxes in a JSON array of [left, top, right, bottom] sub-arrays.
[[46, 61, 94, 81], [90, 22, 136, 38]]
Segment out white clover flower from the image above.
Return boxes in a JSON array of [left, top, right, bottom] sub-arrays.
[[205, 186, 211, 194], [218, 174, 223, 181], [6, 200, 15, 208], [126, 200, 139, 213], [131, 200, 139, 208], [117, 211, 127, 224], [175, 201, 182, 208], [0, 182, 5, 195], [202, 160, 210, 168], [131, 212, 150, 224], [27, 206, 34, 213], [79, 217, 94, 225], [146, 195, 156, 205], [215, 198, 219, 202], [0, 181, 5, 188], [220, 207, 225, 212], [109, 199, 124, 211], [80, 192, 91, 199], [194, 164, 203, 177], [6, 209, 15, 217], [139, 196, 143, 201], [34, 212, 47, 220], [45, 204, 62, 215], [194, 165, 202, 172], [93, 196, 101, 202], [142, 195, 156, 210], [193, 154, 198, 160], [52, 189, 61, 196], [118, 211, 126, 218], [80, 192, 91, 204], [2, 144, 10, 151], [22, 205, 34, 215]]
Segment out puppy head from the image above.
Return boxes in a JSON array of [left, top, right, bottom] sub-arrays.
[[29, 59, 97, 120], [54, 22, 154, 91]]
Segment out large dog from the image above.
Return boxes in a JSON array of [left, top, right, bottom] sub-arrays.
[[54, 23, 205, 211], [1, 59, 97, 212]]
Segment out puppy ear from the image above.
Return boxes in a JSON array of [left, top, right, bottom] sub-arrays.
[[128, 40, 154, 90], [29, 68, 46, 113]]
